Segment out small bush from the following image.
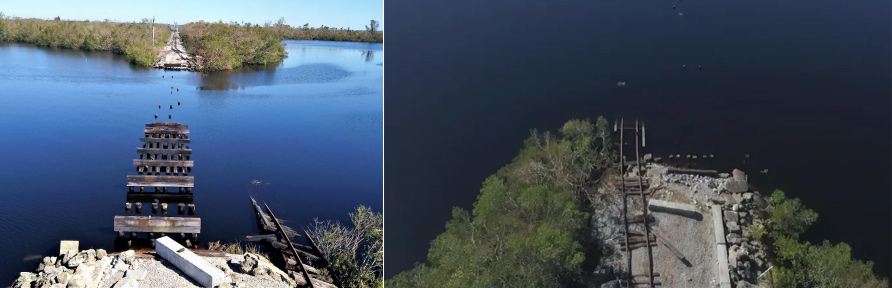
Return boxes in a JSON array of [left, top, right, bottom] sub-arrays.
[[207, 240, 268, 260]]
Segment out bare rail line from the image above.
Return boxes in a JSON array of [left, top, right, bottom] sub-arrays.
[[616, 118, 659, 287]]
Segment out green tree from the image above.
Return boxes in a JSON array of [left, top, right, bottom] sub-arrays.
[[307, 206, 383, 288], [366, 20, 379, 34], [387, 118, 614, 288], [760, 190, 887, 287], [766, 190, 817, 239]]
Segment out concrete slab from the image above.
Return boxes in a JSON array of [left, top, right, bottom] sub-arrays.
[[155, 236, 224, 288], [60, 240, 79, 256], [648, 199, 702, 219], [712, 205, 726, 245], [711, 205, 732, 288]]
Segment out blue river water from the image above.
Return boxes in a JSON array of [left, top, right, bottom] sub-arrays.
[[0, 40, 382, 284]]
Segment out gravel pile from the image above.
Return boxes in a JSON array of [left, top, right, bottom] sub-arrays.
[[13, 248, 296, 288]]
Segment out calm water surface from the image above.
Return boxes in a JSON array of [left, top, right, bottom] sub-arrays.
[[385, 0, 890, 278], [0, 40, 382, 284]]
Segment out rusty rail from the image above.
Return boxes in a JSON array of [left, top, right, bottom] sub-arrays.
[[619, 119, 632, 276], [617, 118, 659, 287], [264, 203, 317, 288], [635, 120, 656, 287]]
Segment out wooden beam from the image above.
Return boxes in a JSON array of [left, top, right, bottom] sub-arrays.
[[653, 231, 687, 263], [140, 137, 191, 144], [146, 122, 189, 128], [136, 148, 192, 155], [126, 193, 193, 203], [667, 167, 718, 175], [127, 175, 194, 187], [133, 159, 194, 167], [113, 216, 200, 233], [144, 127, 190, 135]]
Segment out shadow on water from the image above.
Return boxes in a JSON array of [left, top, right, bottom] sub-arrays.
[[195, 63, 353, 90], [363, 50, 376, 63]]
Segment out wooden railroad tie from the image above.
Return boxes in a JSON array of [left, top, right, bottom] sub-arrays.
[[620, 241, 657, 251], [627, 214, 648, 224], [652, 230, 688, 263]]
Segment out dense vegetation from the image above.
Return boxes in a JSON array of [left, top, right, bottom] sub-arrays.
[[307, 206, 383, 288], [266, 18, 382, 43], [0, 14, 169, 66], [388, 118, 616, 288], [175, 19, 381, 71], [752, 190, 887, 288], [179, 21, 286, 71]]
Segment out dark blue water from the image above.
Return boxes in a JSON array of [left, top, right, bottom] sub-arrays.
[[385, 0, 891, 279], [0, 40, 382, 284]]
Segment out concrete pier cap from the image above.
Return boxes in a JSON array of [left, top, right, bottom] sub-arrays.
[[155, 236, 224, 287]]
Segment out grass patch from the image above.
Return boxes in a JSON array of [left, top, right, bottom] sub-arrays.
[[207, 240, 268, 260]]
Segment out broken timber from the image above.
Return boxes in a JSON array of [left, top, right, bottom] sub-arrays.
[[114, 216, 200, 233], [666, 167, 718, 175], [264, 203, 319, 288], [652, 231, 687, 263]]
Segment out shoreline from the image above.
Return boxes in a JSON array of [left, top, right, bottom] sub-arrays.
[[10, 242, 303, 288]]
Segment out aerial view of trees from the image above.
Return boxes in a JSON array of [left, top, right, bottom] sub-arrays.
[[755, 190, 887, 288], [387, 118, 615, 288]]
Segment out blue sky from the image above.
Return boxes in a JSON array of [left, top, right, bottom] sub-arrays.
[[0, 0, 383, 30]]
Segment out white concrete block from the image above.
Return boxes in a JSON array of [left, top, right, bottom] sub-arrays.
[[711, 205, 726, 245], [712, 205, 732, 288], [155, 236, 224, 288], [648, 199, 702, 219]]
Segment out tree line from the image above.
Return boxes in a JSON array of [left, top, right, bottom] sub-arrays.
[[0, 14, 382, 71], [266, 18, 382, 43], [0, 14, 169, 66]]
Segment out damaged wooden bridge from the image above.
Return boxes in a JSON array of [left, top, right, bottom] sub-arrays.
[[246, 195, 341, 288], [115, 122, 200, 246]]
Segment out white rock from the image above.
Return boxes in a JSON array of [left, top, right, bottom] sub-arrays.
[[120, 250, 136, 264]]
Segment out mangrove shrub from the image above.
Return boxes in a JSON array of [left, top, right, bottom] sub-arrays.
[[387, 117, 615, 288], [0, 16, 169, 66]]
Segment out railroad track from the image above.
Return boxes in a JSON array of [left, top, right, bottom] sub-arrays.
[[615, 118, 660, 287]]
